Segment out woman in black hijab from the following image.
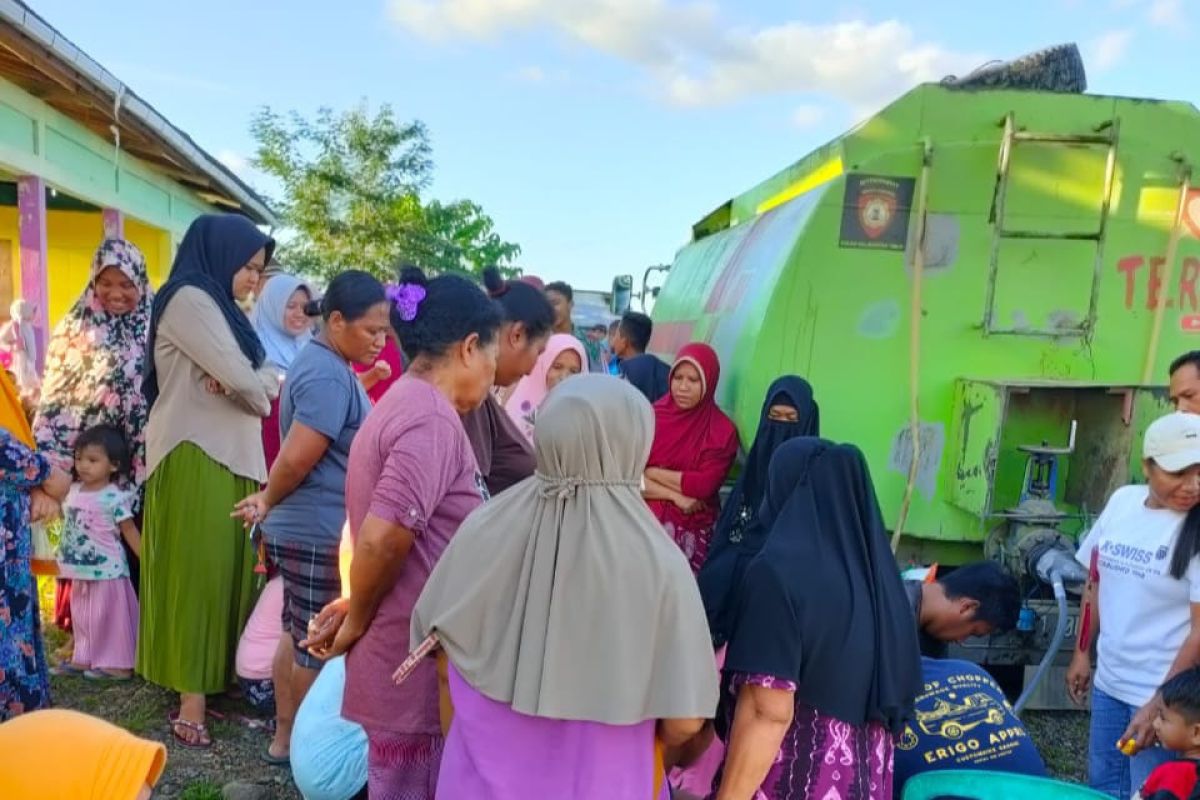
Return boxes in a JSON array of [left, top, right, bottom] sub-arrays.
[[698, 376, 818, 647], [138, 214, 279, 749], [711, 439, 920, 800]]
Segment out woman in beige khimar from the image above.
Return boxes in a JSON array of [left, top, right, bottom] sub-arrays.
[[411, 374, 719, 799]]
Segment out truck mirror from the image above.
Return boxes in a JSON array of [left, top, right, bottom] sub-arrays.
[[611, 275, 633, 315]]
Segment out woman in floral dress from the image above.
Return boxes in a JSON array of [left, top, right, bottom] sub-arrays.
[[33, 239, 152, 636], [0, 369, 71, 720]]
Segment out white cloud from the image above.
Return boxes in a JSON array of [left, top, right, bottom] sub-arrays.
[[1088, 29, 1133, 71], [1147, 0, 1184, 26], [386, 0, 984, 109], [790, 104, 826, 129], [217, 149, 251, 177]]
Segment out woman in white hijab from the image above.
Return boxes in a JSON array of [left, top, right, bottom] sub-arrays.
[[410, 374, 719, 799]]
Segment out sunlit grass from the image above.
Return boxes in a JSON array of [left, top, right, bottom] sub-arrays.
[[180, 781, 223, 800]]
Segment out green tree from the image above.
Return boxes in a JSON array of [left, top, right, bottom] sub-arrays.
[[250, 103, 520, 282]]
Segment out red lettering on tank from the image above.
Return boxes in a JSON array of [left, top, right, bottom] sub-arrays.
[[1118, 255, 1144, 310], [1147, 257, 1167, 310], [1182, 258, 1200, 313]]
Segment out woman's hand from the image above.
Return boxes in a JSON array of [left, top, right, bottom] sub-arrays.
[[41, 466, 71, 502], [1066, 651, 1092, 706], [202, 375, 227, 395], [674, 494, 704, 515], [299, 598, 360, 660], [371, 360, 393, 381], [232, 492, 270, 527], [1121, 696, 1161, 751], [29, 488, 60, 522]]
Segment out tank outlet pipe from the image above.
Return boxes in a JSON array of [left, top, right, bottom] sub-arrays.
[[1014, 549, 1086, 716]]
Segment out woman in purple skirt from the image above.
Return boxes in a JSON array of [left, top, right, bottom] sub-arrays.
[[710, 439, 921, 800]]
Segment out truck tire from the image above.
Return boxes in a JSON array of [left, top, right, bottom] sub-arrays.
[[942, 43, 1087, 94]]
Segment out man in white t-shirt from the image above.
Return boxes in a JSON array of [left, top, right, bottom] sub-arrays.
[[1068, 412, 1200, 799]]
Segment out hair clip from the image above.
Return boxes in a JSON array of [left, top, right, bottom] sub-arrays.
[[385, 283, 427, 322]]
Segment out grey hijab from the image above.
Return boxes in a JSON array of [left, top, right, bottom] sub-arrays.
[[411, 374, 718, 724]]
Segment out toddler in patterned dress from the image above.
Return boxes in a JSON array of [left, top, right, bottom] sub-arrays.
[[51, 425, 140, 680]]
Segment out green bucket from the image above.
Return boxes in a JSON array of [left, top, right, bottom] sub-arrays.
[[901, 770, 1111, 800]]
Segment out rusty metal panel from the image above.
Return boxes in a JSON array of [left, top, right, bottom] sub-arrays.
[[948, 380, 1005, 517]]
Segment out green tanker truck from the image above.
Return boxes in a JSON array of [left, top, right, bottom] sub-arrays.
[[614, 46, 1200, 700]]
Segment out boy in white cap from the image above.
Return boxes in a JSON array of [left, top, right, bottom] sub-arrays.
[[1068, 412, 1200, 798]]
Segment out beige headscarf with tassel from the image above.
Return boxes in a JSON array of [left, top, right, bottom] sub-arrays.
[[411, 374, 718, 724]]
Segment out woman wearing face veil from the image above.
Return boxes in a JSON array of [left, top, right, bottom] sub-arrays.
[[674, 377, 819, 797], [711, 439, 920, 800], [699, 376, 819, 648], [411, 375, 719, 799]]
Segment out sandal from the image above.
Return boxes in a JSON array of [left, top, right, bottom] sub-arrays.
[[261, 746, 290, 767], [83, 669, 132, 682], [170, 716, 212, 749], [49, 662, 86, 676]]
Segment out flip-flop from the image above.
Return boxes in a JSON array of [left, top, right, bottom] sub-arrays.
[[261, 747, 290, 767], [169, 716, 212, 750], [49, 662, 86, 676]]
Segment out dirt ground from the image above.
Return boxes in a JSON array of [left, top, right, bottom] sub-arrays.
[[45, 632, 1091, 799], [44, 625, 302, 800]]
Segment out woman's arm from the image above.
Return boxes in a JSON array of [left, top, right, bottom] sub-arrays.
[[642, 474, 681, 502], [304, 513, 416, 659], [158, 288, 272, 415], [235, 422, 332, 522], [1122, 603, 1200, 750], [661, 720, 713, 771], [714, 683, 795, 800], [1067, 549, 1100, 705], [646, 467, 684, 493], [344, 514, 415, 646], [358, 361, 391, 392], [649, 438, 738, 503], [437, 649, 454, 736], [119, 519, 141, 558], [642, 475, 704, 513], [0, 433, 70, 509]]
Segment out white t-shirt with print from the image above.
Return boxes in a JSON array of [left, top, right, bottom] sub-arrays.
[[1076, 484, 1200, 707]]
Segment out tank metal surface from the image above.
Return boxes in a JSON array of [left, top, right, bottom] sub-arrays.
[[640, 75, 1199, 574]]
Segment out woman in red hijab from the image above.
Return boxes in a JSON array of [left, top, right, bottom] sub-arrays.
[[643, 342, 739, 574]]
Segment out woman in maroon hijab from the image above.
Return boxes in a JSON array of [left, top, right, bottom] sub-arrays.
[[642, 342, 739, 574]]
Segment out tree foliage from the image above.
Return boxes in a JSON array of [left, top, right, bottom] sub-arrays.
[[250, 103, 520, 282]]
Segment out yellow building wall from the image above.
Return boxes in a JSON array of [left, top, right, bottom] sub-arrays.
[[0, 209, 171, 325]]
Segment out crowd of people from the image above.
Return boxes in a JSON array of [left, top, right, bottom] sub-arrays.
[[4, 212, 1200, 800]]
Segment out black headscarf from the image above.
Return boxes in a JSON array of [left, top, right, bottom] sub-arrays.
[[698, 376, 819, 646], [143, 214, 274, 408], [620, 353, 670, 404], [721, 438, 921, 733]]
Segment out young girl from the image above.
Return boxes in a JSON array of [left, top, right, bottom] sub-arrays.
[[53, 425, 140, 680], [0, 299, 39, 400]]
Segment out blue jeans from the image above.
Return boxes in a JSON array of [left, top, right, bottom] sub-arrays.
[[1088, 686, 1175, 798]]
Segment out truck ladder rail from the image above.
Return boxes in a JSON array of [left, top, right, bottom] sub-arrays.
[[982, 113, 1120, 336]]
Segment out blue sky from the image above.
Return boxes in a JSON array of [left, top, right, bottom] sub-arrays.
[[31, 0, 1195, 290]]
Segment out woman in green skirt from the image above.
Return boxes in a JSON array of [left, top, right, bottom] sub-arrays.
[[139, 214, 278, 748]]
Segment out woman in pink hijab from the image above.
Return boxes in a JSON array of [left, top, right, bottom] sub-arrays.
[[503, 333, 587, 443]]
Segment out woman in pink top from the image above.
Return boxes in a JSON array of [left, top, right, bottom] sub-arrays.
[[302, 265, 502, 799], [410, 375, 720, 800]]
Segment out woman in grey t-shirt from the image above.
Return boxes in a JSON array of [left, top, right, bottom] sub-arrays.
[[234, 270, 390, 765]]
